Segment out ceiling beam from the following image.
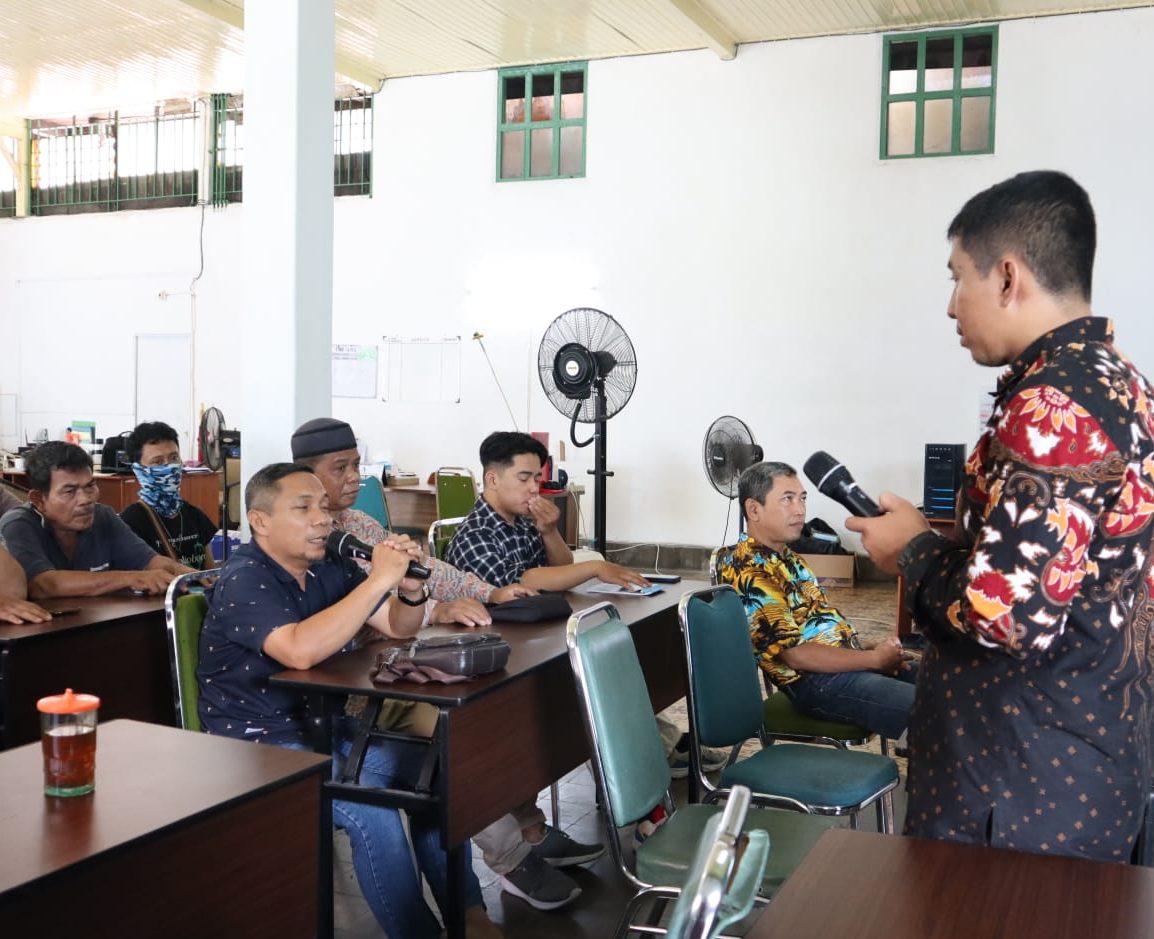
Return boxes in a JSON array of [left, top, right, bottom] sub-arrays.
[[177, 0, 382, 89], [663, 0, 737, 60]]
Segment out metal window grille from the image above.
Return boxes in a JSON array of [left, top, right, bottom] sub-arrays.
[[334, 93, 372, 196], [0, 137, 17, 218], [497, 62, 587, 182], [210, 93, 244, 206], [29, 106, 199, 215]]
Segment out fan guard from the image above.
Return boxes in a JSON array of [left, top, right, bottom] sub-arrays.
[[703, 416, 764, 499], [200, 406, 227, 472], [538, 308, 637, 423]]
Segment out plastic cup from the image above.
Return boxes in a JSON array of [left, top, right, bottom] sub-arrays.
[[37, 689, 100, 797]]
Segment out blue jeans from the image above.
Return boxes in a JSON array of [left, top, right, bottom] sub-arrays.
[[284, 734, 482, 939], [783, 663, 918, 740]]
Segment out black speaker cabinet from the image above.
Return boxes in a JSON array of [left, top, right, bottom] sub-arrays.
[[923, 443, 966, 519]]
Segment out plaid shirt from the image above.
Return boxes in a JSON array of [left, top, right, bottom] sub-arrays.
[[444, 496, 546, 588]]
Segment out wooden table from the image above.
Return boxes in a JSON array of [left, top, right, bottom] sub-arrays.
[[746, 828, 1154, 939], [271, 580, 698, 938], [0, 719, 330, 939], [384, 483, 582, 546], [0, 596, 173, 750], [1, 469, 222, 522]]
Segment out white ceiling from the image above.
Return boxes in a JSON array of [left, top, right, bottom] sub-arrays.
[[1, 0, 1151, 123]]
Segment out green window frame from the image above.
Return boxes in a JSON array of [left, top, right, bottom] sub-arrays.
[[497, 63, 587, 182], [880, 26, 997, 160]]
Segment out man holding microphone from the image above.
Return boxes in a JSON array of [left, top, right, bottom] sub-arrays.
[[848, 171, 1154, 862]]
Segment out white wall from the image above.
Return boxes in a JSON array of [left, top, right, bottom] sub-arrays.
[[2, 8, 1153, 549]]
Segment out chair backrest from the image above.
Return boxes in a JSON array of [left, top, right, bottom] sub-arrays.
[[708, 544, 738, 586], [352, 476, 391, 531], [164, 570, 210, 732], [566, 603, 672, 831], [435, 466, 477, 520], [664, 785, 770, 939], [427, 515, 468, 560], [679, 585, 766, 749]]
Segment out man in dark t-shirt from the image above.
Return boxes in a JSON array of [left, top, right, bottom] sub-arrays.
[[119, 421, 217, 570], [0, 442, 191, 598]]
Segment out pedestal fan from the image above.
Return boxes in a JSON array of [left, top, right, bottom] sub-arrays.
[[538, 308, 637, 556], [702, 416, 763, 533], [199, 406, 237, 559]]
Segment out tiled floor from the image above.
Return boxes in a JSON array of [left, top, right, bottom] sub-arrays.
[[335, 580, 908, 938]]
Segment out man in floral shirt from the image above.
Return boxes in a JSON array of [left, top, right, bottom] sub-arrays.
[[850, 171, 1154, 861]]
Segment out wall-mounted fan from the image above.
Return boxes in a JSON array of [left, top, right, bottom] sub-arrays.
[[199, 406, 237, 559], [538, 308, 637, 555], [703, 415, 763, 531]]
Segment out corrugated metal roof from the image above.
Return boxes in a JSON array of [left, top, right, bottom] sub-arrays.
[[1, 0, 1150, 121]]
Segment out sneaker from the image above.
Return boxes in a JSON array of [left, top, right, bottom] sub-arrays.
[[499, 853, 582, 911], [631, 803, 670, 851], [529, 825, 606, 867], [668, 734, 730, 779]]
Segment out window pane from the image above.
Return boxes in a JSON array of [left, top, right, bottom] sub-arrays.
[[560, 71, 584, 119], [924, 37, 955, 92], [531, 73, 555, 121], [500, 130, 524, 178], [559, 126, 583, 175], [887, 100, 916, 156], [504, 76, 526, 123], [530, 128, 553, 177], [888, 41, 918, 94], [960, 96, 990, 151], [923, 97, 953, 153], [961, 34, 993, 88]]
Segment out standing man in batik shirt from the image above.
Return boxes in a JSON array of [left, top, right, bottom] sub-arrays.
[[849, 170, 1154, 861]]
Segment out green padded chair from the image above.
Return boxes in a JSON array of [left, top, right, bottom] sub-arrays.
[[434, 466, 477, 521], [566, 602, 837, 928], [164, 570, 211, 732], [708, 545, 876, 752], [352, 476, 392, 531], [614, 784, 769, 939], [679, 585, 898, 833]]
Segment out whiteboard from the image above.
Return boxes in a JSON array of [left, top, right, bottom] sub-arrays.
[[382, 336, 461, 403], [332, 344, 378, 398]]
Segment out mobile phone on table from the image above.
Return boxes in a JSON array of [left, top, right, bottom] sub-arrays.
[[645, 573, 682, 584]]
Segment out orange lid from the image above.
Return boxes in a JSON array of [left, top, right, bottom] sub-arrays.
[[37, 688, 100, 714]]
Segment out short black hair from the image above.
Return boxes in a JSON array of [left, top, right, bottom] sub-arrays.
[[245, 462, 315, 514], [948, 170, 1095, 300], [479, 432, 549, 472], [127, 421, 179, 465], [26, 441, 93, 492]]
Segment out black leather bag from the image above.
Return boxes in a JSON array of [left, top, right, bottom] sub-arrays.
[[370, 633, 511, 684], [485, 593, 573, 623]]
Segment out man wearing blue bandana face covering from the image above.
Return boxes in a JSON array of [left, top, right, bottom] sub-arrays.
[[120, 422, 219, 570]]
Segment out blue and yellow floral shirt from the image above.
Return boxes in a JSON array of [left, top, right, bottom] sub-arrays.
[[717, 534, 856, 687]]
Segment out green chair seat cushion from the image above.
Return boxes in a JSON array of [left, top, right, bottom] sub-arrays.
[[718, 745, 898, 809], [636, 803, 837, 895], [762, 692, 869, 742]]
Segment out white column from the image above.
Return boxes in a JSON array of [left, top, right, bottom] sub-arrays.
[[240, 0, 334, 523]]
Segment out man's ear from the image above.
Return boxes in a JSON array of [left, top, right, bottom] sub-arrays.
[[743, 497, 759, 522], [28, 489, 46, 512], [247, 508, 269, 537], [998, 256, 1023, 306]]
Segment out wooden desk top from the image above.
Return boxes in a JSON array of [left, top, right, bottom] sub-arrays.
[[746, 828, 1154, 939], [0, 595, 164, 644], [0, 719, 329, 896], [271, 580, 706, 706]]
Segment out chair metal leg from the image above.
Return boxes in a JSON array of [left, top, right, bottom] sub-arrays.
[[550, 781, 561, 827], [878, 790, 895, 834]]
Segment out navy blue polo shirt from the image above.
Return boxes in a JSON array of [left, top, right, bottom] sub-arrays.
[[0, 503, 157, 580], [197, 539, 375, 744]]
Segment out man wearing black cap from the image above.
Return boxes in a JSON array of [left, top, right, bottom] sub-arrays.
[[291, 417, 605, 911]]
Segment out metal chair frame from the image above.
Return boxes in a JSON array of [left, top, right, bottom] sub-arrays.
[[427, 515, 468, 561], [164, 570, 211, 731], [434, 466, 477, 521]]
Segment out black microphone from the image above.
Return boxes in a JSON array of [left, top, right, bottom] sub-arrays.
[[327, 530, 431, 580], [802, 451, 882, 518]]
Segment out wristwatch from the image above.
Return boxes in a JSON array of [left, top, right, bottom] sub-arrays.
[[397, 584, 430, 607]]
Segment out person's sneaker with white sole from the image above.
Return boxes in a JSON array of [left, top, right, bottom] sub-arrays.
[[499, 852, 582, 911], [529, 825, 605, 867], [668, 733, 730, 779]]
